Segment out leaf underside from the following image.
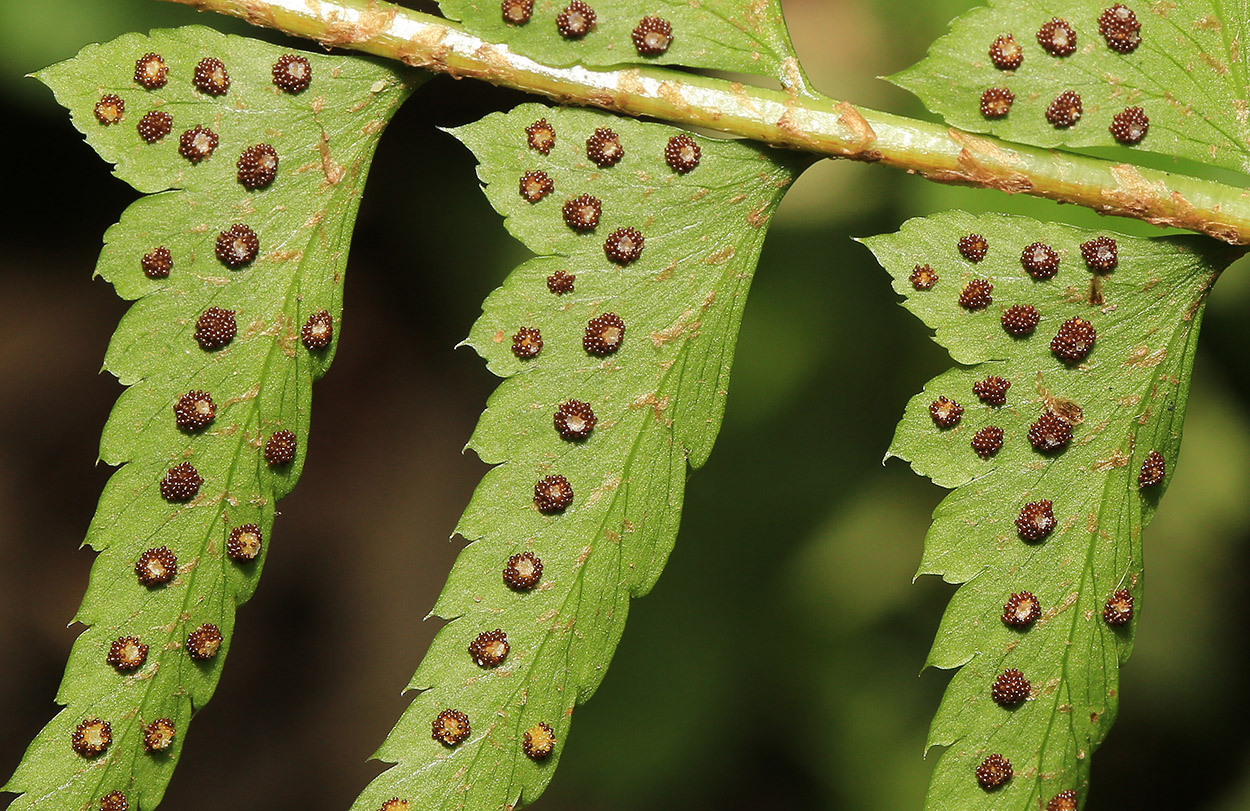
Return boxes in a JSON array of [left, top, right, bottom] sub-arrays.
[[893, 0, 1250, 174], [5, 27, 414, 810], [350, 103, 806, 810], [439, 0, 802, 83], [864, 212, 1240, 810]]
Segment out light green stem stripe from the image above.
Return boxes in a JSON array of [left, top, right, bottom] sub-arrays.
[[163, 0, 1250, 244]]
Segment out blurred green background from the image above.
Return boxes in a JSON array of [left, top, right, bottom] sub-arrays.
[[2, 1, 1249, 808]]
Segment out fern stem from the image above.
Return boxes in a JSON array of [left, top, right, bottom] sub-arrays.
[[165, 0, 1250, 244]]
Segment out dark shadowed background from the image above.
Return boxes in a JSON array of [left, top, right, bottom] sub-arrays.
[[2, 1, 1250, 808]]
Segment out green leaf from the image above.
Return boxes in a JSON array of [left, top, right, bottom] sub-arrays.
[[5, 26, 415, 810], [439, 0, 803, 84], [862, 212, 1241, 809], [350, 103, 806, 810], [893, 0, 1250, 174]]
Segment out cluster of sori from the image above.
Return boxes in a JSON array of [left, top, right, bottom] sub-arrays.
[[979, 4, 1150, 145], [413, 550, 559, 798], [500, 0, 675, 57], [519, 119, 700, 266], [105, 52, 312, 281], [77, 48, 334, 811], [914, 230, 1160, 804], [417, 115, 711, 788]]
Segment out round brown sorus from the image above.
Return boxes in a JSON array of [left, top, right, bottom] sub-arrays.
[[632, 16, 673, 55], [1029, 410, 1073, 454], [979, 87, 1014, 119], [107, 635, 149, 671], [1080, 236, 1118, 273], [100, 791, 129, 811], [665, 134, 701, 173], [137, 110, 172, 143], [504, 551, 543, 590], [1104, 589, 1134, 626], [378, 800, 412, 811], [72, 718, 112, 758], [193, 57, 230, 95], [179, 125, 218, 163], [1110, 106, 1149, 144], [1047, 790, 1080, 811], [556, 1, 596, 38], [94, 94, 124, 126], [1051, 316, 1097, 363], [227, 524, 264, 562], [216, 224, 259, 268], [1016, 499, 1057, 542], [972, 426, 1005, 458], [586, 127, 624, 167], [1099, 4, 1141, 35], [1138, 450, 1166, 487], [1046, 90, 1083, 128], [959, 279, 993, 310], [1037, 17, 1077, 56], [562, 194, 602, 231], [534, 474, 574, 513], [958, 233, 989, 262], [1099, 3, 1141, 53], [135, 546, 178, 586], [432, 709, 471, 747], [142, 717, 176, 753], [519, 170, 554, 203], [554, 400, 597, 440], [468, 629, 510, 667], [512, 326, 543, 359], [547, 270, 575, 295], [973, 376, 1011, 406], [161, 462, 203, 502], [186, 623, 223, 660], [1001, 591, 1041, 628], [929, 396, 963, 429], [174, 390, 216, 431], [134, 52, 168, 89], [1021, 242, 1060, 279], [584, 312, 626, 355], [976, 754, 1012, 790], [910, 264, 938, 290], [989, 34, 1023, 70], [264, 429, 298, 466], [1001, 304, 1040, 336], [1102, 25, 1142, 54], [604, 227, 644, 265], [526, 118, 556, 154], [272, 53, 312, 93], [501, 0, 534, 24], [237, 143, 279, 190], [142, 246, 173, 279], [522, 722, 556, 759], [196, 307, 237, 350], [991, 668, 1031, 706], [301, 310, 333, 350]]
